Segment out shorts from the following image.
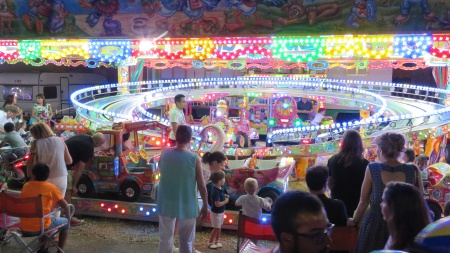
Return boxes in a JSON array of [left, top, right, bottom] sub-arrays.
[[67, 170, 73, 191], [209, 211, 224, 228], [22, 216, 70, 236]]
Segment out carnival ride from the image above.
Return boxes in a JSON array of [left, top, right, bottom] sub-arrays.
[[66, 76, 450, 225]]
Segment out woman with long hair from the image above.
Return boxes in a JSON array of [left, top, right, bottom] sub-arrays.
[[28, 122, 72, 217], [327, 129, 369, 216], [3, 94, 23, 121], [349, 131, 424, 253], [31, 94, 53, 125], [382, 182, 431, 251]]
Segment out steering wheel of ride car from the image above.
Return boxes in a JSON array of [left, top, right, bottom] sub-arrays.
[[128, 151, 139, 164], [97, 151, 107, 156], [139, 149, 148, 160]]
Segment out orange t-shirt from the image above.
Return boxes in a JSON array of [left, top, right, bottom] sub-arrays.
[[20, 181, 63, 232]]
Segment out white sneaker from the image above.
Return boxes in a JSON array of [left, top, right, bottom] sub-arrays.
[[173, 246, 179, 253], [208, 243, 218, 249], [215, 242, 223, 248], [193, 249, 201, 253]]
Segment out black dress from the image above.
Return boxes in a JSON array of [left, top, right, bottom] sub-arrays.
[[327, 153, 369, 217]]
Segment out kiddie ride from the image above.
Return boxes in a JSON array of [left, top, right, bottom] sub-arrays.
[[423, 163, 450, 218], [76, 121, 168, 202], [225, 156, 295, 203], [207, 100, 259, 148]]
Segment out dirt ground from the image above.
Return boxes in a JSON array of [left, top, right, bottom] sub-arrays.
[[0, 216, 276, 253]]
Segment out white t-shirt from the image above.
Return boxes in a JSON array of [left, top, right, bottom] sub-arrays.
[[0, 110, 13, 130], [311, 113, 324, 125], [169, 107, 186, 140], [235, 194, 271, 219]]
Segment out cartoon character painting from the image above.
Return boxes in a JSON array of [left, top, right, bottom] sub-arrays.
[[224, 0, 273, 31], [394, 0, 436, 25], [78, 0, 122, 35], [345, 0, 377, 28], [277, 0, 353, 27], [0, 0, 15, 35]]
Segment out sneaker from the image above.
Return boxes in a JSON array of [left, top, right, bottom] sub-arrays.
[[215, 242, 223, 248], [208, 243, 218, 249], [70, 217, 85, 226], [193, 249, 201, 253], [172, 246, 179, 253]]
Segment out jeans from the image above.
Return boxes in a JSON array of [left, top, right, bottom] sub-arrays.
[[22, 217, 70, 236], [400, 0, 431, 15]]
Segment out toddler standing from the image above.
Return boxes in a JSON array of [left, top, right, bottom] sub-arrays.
[[235, 178, 271, 219], [208, 170, 228, 249]]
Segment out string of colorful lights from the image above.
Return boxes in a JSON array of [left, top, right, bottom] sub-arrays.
[[0, 34, 449, 68]]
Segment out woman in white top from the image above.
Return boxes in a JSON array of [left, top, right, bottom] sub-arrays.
[[28, 122, 72, 216]]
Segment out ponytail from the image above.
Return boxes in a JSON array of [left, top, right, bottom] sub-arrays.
[[201, 151, 226, 165]]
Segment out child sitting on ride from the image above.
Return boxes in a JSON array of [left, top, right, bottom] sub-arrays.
[[415, 155, 430, 181], [235, 178, 271, 219], [14, 120, 27, 135], [243, 154, 258, 169], [402, 148, 415, 164], [0, 122, 28, 170], [310, 108, 332, 126]]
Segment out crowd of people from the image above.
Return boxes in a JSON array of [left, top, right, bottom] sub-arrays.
[[1, 92, 450, 253]]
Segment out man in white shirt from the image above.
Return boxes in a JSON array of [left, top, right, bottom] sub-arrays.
[[168, 94, 187, 147], [0, 105, 19, 140]]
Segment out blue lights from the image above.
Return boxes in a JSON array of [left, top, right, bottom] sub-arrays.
[[393, 35, 432, 59], [139, 207, 144, 212], [146, 211, 150, 216], [152, 208, 156, 212]]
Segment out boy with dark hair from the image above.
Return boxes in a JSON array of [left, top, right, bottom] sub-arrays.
[[208, 170, 228, 249], [20, 163, 73, 253], [306, 165, 348, 227], [403, 148, 415, 164], [271, 190, 332, 253], [0, 122, 28, 170]]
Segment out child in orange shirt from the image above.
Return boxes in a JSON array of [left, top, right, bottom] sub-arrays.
[[21, 163, 72, 253]]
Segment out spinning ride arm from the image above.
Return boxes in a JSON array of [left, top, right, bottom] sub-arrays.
[[197, 124, 226, 154]]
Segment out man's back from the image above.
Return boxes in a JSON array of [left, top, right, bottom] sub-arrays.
[[317, 194, 348, 227], [65, 134, 94, 165]]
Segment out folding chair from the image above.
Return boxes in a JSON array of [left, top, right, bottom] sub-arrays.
[[329, 226, 359, 252], [0, 192, 75, 253], [237, 211, 278, 253]]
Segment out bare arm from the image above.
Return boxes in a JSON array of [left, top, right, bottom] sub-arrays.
[[415, 166, 424, 194], [171, 122, 178, 136], [63, 142, 73, 165], [57, 199, 72, 220], [48, 104, 53, 119], [31, 107, 39, 122], [195, 156, 208, 220], [349, 165, 372, 225], [327, 176, 333, 193], [0, 128, 5, 134], [214, 196, 229, 208]]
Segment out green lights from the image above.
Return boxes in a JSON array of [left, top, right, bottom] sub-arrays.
[[268, 118, 276, 127], [294, 119, 302, 127]]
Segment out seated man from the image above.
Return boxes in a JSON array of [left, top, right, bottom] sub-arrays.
[[0, 122, 28, 171], [0, 105, 19, 140], [21, 163, 72, 253], [305, 165, 347, 227], [310, 108, 333, 126], [270, 190, 332, 253]]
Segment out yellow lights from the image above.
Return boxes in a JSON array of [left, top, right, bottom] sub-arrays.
[[41, 40, 90, 60], [184, 39, 214, 60], [325, 35, 394, 59]]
